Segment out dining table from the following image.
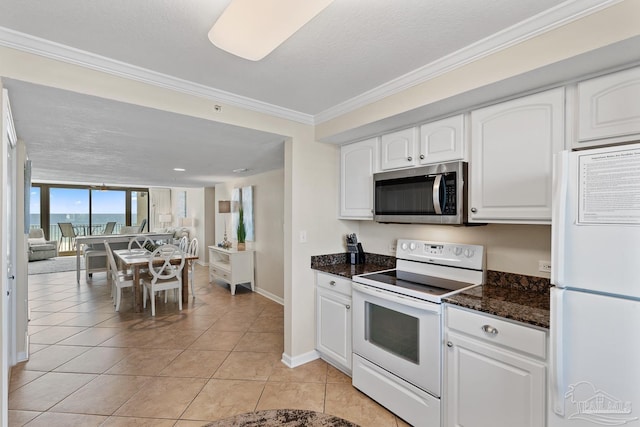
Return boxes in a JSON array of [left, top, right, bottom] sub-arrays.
[[74, 232, 174, 284], [113, 247, 198, 313]]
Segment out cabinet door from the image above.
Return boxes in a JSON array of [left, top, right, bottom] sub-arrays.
[[316, 287, 352, 372], [469, 88, 564, 223], [380, 127, 418, 170], [340, 138, 378, 219], [577, 66, 640, 145], [419, 115, 465, 164], [444, 331, 546, 427]]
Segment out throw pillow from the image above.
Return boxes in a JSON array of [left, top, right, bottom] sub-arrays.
[[29, 237, 47, 245]]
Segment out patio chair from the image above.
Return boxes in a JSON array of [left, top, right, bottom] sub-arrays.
[[57, 222, 77, 251], [103, 221, 117, 235]]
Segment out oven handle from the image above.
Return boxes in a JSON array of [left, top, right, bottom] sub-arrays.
[[352, 282, 441, 314]]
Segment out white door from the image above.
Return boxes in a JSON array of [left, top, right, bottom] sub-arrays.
[[316, 287, 351, 371], [469, 88, 564, 223], [418, 115, 465, 165], [1, 88, 17, 427], [552, 143, 640, 298], [352, 282, 441, 395], [549, 288, 640, 427], [339, 138, 378, 219], [380, 128, 418, 170], [445, 331, 546, 427]]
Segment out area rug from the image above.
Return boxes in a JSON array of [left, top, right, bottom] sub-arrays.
[[28, 256, 84, 275], [203, 409, 359, 427]]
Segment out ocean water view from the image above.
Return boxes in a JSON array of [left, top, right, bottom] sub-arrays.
[[31, 213, 128, 230]]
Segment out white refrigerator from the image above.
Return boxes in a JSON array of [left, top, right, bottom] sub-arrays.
[[550, 143, 640, 427]]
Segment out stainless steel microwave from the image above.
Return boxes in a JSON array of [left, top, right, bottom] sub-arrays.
[[373, 161, 467, 225]]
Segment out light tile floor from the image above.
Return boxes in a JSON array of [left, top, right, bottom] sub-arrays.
[[9, 264, 410, 426]]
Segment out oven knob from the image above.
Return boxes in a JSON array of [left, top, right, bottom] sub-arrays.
[[453, 246, 463, 256], [409, 242, 417, 251], [400, 242, 408, 251], [464, 248, 475, 258]]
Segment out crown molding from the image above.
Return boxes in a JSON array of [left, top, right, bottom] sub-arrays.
[[314, 0, 623, 124], [0, 26, 314, 125]]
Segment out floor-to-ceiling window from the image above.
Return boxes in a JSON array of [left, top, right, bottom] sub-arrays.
[[31, 184, 149, 255], [91, 189, 126, 234]]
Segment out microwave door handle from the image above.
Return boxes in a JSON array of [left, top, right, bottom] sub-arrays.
[[432, 174, 443, 214]]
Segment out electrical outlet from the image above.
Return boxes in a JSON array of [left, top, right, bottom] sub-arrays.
[[299, 230, 307, 243], [388, 243, 396, 254], [539, 260, 551, 273]]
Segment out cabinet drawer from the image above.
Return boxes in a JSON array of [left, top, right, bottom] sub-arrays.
[[211, 267, 231, 282], [446, 306, 546, 359], [316, 272, 351, 296]]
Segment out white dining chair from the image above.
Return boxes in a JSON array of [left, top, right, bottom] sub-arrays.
[[187, 238, 199, 298], [128, 234, 153, 251], [142, 244, 185, 316], [178, 235, 189, 253], [104, 241, 134, 312]]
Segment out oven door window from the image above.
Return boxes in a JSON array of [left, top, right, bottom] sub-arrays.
[[365, 302, 419, 364]]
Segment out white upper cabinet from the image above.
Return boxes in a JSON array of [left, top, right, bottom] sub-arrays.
[[380, 127, 418, 170], [469, 88, 565, 223], [418, 114, 465, 164], [576, 66, 640, 147], [340, 137, 379, 219]]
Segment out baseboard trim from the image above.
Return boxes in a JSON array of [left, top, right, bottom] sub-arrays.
[[281, 350, 320, 368], [255, 288, 284, 305]]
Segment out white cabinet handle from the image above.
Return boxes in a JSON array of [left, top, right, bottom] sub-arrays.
[[346, 304, 351, 310], [329, 280, 336, 286], [481, 325, 498, 335], [447, 341, 453, 348], [470, 207, 478, 213], [407, 156, 412, 161], [420, 154, 425, 160]]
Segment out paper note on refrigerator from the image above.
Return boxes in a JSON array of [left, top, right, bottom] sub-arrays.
[[577, 145, 640, 224]]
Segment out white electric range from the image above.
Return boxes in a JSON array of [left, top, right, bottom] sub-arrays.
[[351, 239, 485, 427]]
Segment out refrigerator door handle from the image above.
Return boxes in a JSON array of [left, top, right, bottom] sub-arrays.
[[551, 150, 569, 285], [550, 288, 565, 416]]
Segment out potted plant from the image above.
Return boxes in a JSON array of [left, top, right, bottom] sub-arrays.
[[236, 207, 246, 251]]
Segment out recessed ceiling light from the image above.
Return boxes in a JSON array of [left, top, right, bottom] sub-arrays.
[[233, 168, 250, 173], [173, 168, 186, 172]]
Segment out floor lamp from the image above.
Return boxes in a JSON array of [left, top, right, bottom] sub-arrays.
[[219, 200, 231, 248]]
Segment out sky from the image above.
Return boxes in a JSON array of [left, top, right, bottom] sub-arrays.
[[31, 187, 138, 214]]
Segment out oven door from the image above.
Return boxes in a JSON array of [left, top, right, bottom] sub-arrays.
[[352, 281, 442, 396]]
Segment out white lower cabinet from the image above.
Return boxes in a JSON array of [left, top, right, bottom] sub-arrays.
[[444, 306, 547, 427], [315, 272, 352, 374]]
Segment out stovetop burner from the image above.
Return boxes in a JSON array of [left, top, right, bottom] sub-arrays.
[[353, 239, 485, 303], [361, 270, 477, 297]]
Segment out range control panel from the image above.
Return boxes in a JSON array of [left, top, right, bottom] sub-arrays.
[[396, 239, 485, 271]]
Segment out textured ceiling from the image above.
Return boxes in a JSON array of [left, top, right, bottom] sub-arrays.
[[4, 79, 285, 187], [0, 0, 606, 187]]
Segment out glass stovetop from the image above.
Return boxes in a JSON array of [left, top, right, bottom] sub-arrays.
[[358, 270, 474, 297]]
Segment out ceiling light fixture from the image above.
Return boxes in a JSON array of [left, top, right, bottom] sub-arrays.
[[173, 168, 186, 172], [208, 0, 334, 61], [233, 168, 250, 173]]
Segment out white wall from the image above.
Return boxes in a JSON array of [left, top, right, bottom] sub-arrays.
[[215, 169, 285, 302]]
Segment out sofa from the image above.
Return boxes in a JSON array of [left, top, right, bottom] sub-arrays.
[[28, 228, 58, 261]]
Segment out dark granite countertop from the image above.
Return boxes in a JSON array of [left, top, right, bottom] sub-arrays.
[[444, 271, 550, 329], [310, 252, 395, 279], [310, 254, 551, 329]]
